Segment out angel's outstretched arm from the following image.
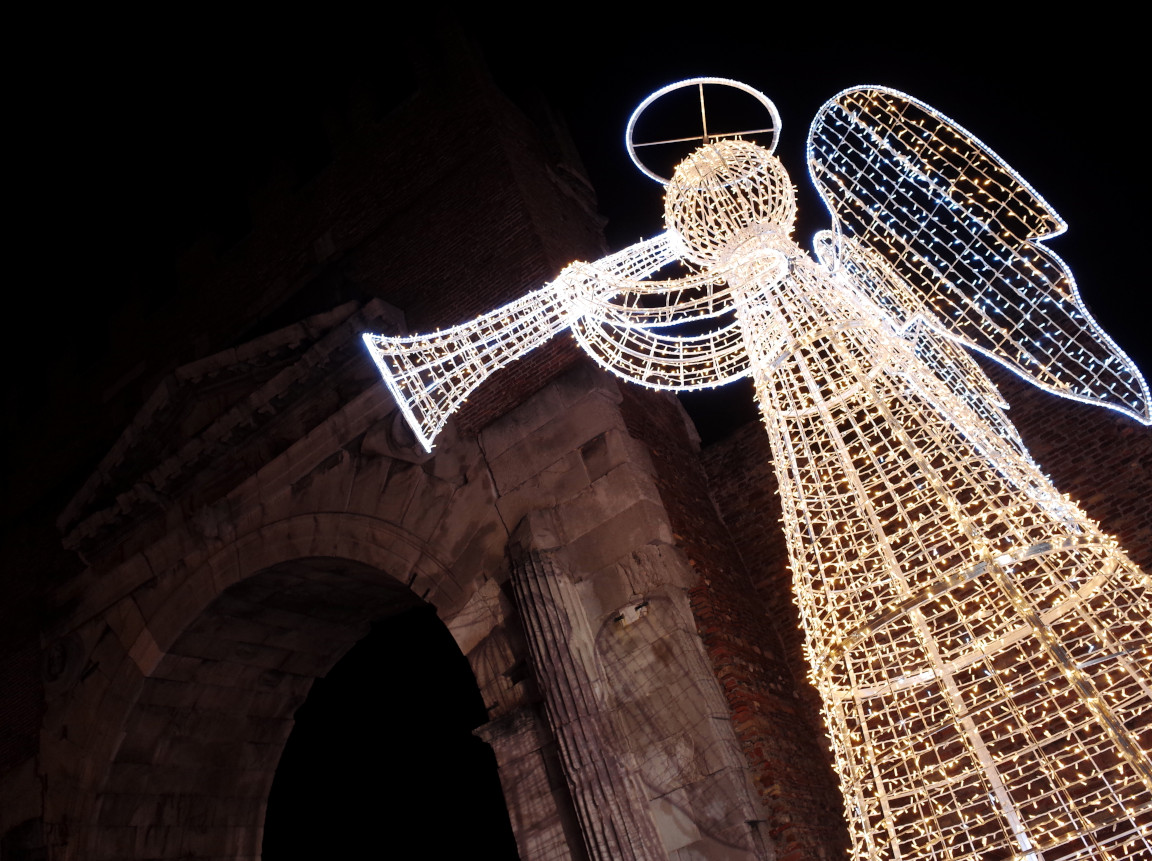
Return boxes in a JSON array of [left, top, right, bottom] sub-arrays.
[[570, 294, 751, 391]]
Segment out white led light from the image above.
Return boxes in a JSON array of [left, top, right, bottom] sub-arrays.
[[364, 83, 1152, 860]]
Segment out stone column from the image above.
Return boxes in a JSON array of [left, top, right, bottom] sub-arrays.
[[508, 514, 665, 861]]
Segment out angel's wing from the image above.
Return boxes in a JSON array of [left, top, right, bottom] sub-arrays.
[[807, 86, 1151, 425], [906, 318, 1029, 456]]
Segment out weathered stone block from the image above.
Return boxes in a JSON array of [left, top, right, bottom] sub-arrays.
[[399, 469, 457, 544], [427, 459, 500, 559], [555, 463, 665, 545], [149, 653, 202, 685], [653, 784, 762, 860], [487, 395, 626, 495], [426, 422, 483, 486], [438, 516, 509, 594], [373, 458, 423, 525], [134, 824, 186, 858], [582, 426, 657, 484], [124, 626, 163, 677], [343, 449, 395, 515], [286, 449, 356, 517], [446, 576, 506, 657], [88, 824, 137, 860], [329, 526, 424, 585], [278, 648, 344, 678], [479, 384, 568, 461], [493, 449, 589, 533], [94, 792, 152, 827], [186, 610, 274, 648], [189, 682, 256, 717], [649, 791, 702, 854], [408, 563, 464, 615], [55, 553, 156, 639], [577, 553, 696, 628], [114, 705, 175, 766], [205, 545, 245, 598], [564, 500, 674, 577], [169, 630, 290, 673], [262, 617, 368, 657], [668, 770, 766, 859]]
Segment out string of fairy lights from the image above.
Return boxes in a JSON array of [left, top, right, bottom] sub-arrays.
[[364, 81, 1152, 859]]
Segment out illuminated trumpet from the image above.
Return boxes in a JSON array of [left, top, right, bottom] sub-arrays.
[[363, 232, 682, 450]]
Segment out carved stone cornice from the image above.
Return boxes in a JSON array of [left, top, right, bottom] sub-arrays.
[[58, 299, 404, 562]]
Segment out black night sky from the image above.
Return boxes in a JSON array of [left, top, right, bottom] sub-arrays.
[[61, 13, 1149, 438]]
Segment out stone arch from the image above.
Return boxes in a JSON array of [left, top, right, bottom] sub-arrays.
[[39, 360, 787, 861], [46, 508, 509, 861], [95, 557, 421, 859]]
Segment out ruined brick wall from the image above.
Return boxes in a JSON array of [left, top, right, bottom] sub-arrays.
[[180, 64, 600, 442], [617, 384, 850, 861], [988, 366, 1152, 569], [1, 37, 610, 857], [0, 642, 40, 773], [5, 33, 604, 535]]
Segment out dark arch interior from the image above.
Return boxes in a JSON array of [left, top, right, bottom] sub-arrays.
[[261, 603, 519, 859], [94, 557, 517, 860]]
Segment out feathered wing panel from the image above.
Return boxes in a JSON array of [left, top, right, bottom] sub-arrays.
[[807, 86, 1151, 424]]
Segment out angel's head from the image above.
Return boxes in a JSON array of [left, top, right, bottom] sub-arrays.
[[664, 138, 797, 266]]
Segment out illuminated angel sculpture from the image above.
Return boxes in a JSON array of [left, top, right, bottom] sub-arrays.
[[364, 80, 1152, 859]]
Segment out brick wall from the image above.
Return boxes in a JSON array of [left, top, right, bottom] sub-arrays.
[[0, 641, 40, 774], [0, 39, 609, 853]]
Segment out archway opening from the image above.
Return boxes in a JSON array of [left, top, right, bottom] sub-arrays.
[[262, 603, 518, 858]]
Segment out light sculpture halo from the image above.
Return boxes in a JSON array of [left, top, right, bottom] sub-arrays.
[[626, 77, 782, 183]]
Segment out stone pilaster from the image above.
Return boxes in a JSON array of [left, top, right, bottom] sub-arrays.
[[508, 514, 664, 861]]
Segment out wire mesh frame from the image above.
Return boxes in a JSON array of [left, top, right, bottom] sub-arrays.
[[362, 89, 1152, 859]]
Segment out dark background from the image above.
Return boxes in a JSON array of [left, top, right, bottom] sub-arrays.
[[45, 12, 1147, 442]]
